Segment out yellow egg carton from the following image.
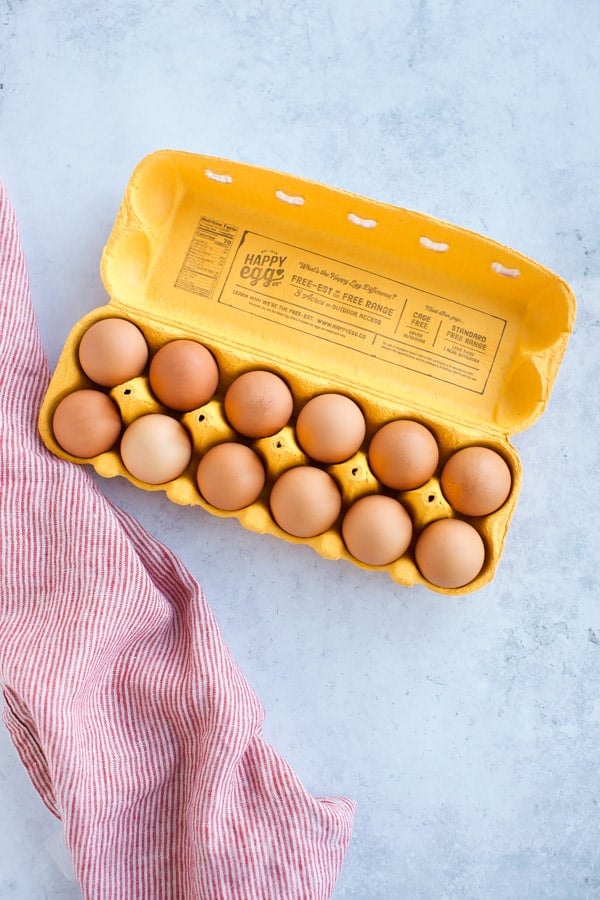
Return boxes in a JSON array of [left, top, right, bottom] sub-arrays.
[[38, 150, 576, 594]]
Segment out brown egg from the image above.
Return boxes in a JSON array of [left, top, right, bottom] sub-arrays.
[[149, 339, 219, 411], [440, 446, 512, 516], [224, 370, 294, 438], [342, 494, 413, 566], [196, 442, 265, 511], [78, 317, 149, 387], [269, 466, 342, 538], [415, 518, 486, 589], [120, 413, 192, 484], [295, 393, 366, 463], [52, 389, 122, 458], [368, 419, 439, 490]]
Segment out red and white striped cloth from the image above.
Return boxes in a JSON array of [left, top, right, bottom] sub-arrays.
[[0, 180, 354, 899]]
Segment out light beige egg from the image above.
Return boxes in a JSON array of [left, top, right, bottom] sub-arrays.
[[120, 413, 192, 484], [78, 317, 149, 387]]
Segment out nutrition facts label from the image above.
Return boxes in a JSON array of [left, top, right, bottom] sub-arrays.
[[175, 217, 238, 298]]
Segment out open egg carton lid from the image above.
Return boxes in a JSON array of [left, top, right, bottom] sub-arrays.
[[99, 149, 575, 438]]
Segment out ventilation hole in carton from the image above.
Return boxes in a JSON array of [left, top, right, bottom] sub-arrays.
[[275, 440, 283, 448], [348, 212, 378, 229], [427, 494, 435, 503], [123, 388, 132, 396], [275, 189, 305, 206], [420, 236, 450, 253], [205, 168, 233, 184], [351, 467, 360, 476], [492, 261, 520, 278], [198, 414, 205, 422]]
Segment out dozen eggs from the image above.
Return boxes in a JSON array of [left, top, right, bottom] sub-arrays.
[[51, 316, 514, 590]]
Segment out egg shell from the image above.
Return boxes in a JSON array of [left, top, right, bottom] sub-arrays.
[[342, 494, 413, 566], [120, 413, 192, 485], [78, 317, 149, 387], [224, 370, 294, 438], [196, 442, 265, 511], [440, 446, 513, 516], [149, 339, 219, 411], [52, 389, 122, 458], [296, 393, 366, 464], [415, 518, 486, 589], [269, 466, 342, 538], [368, 420, 440, 491]]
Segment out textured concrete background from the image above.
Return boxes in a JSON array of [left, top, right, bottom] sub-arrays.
[[0, 2, 598, 897]]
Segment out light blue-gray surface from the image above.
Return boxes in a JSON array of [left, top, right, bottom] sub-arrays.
[[1, 2, 598, 898]]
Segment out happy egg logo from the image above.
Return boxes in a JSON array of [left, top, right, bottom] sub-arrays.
[[239, 250, 287, 289]]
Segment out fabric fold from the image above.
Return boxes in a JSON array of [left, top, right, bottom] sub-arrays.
[[0, 180, 354, 899]]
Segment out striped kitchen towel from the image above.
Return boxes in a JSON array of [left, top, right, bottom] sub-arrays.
[[0, 179, 354, 899]]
